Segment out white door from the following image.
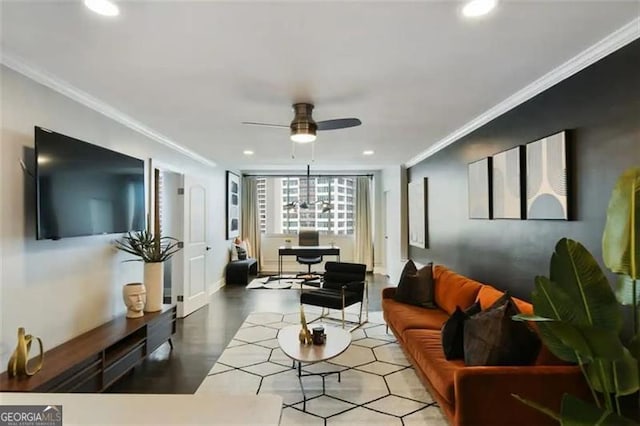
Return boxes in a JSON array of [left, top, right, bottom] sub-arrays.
[[179, 174, 210, 317], [384, 190, 392, 278]]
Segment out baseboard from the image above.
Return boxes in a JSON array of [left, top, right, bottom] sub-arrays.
[[373, 266, 387, 276], [209, 279, 224, 296]]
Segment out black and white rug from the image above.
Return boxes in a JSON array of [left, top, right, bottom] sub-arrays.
[[247, 275, 322, 290], [196, 310, 446, 425]]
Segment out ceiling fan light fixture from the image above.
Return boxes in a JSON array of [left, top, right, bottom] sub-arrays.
[[290, 129, 317, 143], [290, 103, 318, 143]]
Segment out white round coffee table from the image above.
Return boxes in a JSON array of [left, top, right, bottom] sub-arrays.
[[278, 324, 351, 411]]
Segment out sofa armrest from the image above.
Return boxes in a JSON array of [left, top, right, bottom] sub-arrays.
[[454, 365, 590, 426], [382, 287, 396, 299]]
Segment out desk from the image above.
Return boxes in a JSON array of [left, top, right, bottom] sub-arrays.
[[278, 245, 340, 278]]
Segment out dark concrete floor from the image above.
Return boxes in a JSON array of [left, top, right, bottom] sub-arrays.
[[107, 273, 392, 394]]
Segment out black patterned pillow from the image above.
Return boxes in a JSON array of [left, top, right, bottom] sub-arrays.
[[441, 302, 482, 360], [463, 298, 541, 366]]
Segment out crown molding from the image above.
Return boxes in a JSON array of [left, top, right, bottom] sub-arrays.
[[405, 17, 640, 168], [1, 52, 216, 168]]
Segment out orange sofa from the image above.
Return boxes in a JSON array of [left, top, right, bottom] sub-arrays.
[[382, 265, 591, 426]]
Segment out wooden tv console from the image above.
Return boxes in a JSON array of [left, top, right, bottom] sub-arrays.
[[0, 304, 176, 392]]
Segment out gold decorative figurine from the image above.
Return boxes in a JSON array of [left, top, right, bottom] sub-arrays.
[[7, 327, 44, 378], [298, 305, 313, 345]]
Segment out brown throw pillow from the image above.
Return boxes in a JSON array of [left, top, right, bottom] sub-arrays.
[[394, 261, 436, 308], [463, 297, 541, 366], [441, 302, 482, 360]]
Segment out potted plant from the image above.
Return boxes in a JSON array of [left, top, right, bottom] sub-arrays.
[[513, 167, 639, 424], [115, 230, 182, 312]]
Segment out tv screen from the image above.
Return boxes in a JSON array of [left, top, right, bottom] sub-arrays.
[[35, 126, 145, 240]]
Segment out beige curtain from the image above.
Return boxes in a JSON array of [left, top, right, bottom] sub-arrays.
[[241, 177, 261, 271], [355, 176, 373, 271]]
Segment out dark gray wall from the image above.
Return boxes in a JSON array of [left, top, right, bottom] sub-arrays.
[[408, 40, 640, 301]]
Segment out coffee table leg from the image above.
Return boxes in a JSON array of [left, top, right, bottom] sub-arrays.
[[297, 371, 307, 411]]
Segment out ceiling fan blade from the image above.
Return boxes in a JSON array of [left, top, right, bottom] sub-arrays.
[[241, 121, 289, 129], [316, 118, 362, 131]]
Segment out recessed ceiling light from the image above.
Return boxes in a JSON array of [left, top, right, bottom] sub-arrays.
[[84, 0, 120, 17], [363, 150, 375, 156], [243, 150, 254, 155], [461, 0, 497, 18]]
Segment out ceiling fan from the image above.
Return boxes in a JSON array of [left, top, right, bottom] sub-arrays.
[[242, 103, 362, 143]]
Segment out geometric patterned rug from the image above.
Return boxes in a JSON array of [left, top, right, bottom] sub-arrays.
[[196, 310, 447, 425]]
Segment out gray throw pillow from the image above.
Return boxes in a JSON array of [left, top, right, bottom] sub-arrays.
[[394, 262, 436, 308], [235, 244, 247, 260], [463, 298, 541, 366]]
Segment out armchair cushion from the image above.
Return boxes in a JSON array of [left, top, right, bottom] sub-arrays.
[[301, 289, 361, 310]]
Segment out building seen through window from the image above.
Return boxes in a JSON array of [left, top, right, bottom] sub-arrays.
[[256, 176, 356, 235]]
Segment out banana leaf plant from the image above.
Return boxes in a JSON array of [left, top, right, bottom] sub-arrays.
[[512, 167, 640, 424], [603, 168, 640, 333], [114, 230, 182, 263]]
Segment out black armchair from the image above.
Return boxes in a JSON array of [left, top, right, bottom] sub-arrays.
[[300, 261, 367, 330]]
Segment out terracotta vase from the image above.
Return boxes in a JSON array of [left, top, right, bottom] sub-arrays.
[[144, 262, 164, 312]]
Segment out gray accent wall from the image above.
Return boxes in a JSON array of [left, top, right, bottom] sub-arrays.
[[407, 40, 640, 301]]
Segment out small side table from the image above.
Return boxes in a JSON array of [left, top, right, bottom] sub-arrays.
[[277, 324, 351, 411]]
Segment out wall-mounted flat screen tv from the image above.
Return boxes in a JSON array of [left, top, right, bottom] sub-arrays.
[[35, 126, 145, 240]]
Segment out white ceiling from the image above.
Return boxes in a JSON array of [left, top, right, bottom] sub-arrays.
[[1, 1, 638, 171]]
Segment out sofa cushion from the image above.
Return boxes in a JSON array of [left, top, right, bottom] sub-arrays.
[[404, 329, 466, 405], [476, 285, 533, 315], [394, 262, 436, 308], [464, 298, 541, 366], [433, 266, 483, 315], [441, 302, 482, 360], [382, 298, 450, 334]]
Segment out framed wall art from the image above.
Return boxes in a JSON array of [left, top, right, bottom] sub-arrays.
[[492, 146, 525, 219], [526, 131, 569, 220], [468, 158, 492, 219], [408, 177, 428, 248], [226, 171, 240, 240]]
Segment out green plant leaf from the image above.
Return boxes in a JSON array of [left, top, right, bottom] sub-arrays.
[[511, 394, 560, 422], [560, 394, 638, 426], [613, 275, 640, 306], [627, 333, 640, 361], [603, 167, 640, 280], [531, 276, 582, 362], [549, 238, 622, 332], [114, 231, 182, 263], [543, 323, 625, 361], [586, 348, 639, 396]]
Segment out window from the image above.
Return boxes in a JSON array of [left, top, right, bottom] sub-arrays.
[[256, 176, 357, 235]]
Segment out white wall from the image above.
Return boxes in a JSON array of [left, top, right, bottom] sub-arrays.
[[381, 166, 408, 284], [0, 66, 226, 369], [372, 171, 384, 274]]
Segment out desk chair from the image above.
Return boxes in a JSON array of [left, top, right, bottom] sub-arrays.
[[300, 261, 367, 330], [296, 230, 322, 276]]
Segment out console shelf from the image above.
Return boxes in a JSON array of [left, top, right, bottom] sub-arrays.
[[0, 304, 176, 392]]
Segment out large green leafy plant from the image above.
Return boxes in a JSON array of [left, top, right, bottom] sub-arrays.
[[114, 230, 181, 263], [513, 167, 640, 424]]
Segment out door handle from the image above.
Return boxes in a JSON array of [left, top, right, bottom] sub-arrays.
[[206, 246, 212, 251]]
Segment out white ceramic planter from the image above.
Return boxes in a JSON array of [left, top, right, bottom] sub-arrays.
[[144, 262, 164, 312]]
